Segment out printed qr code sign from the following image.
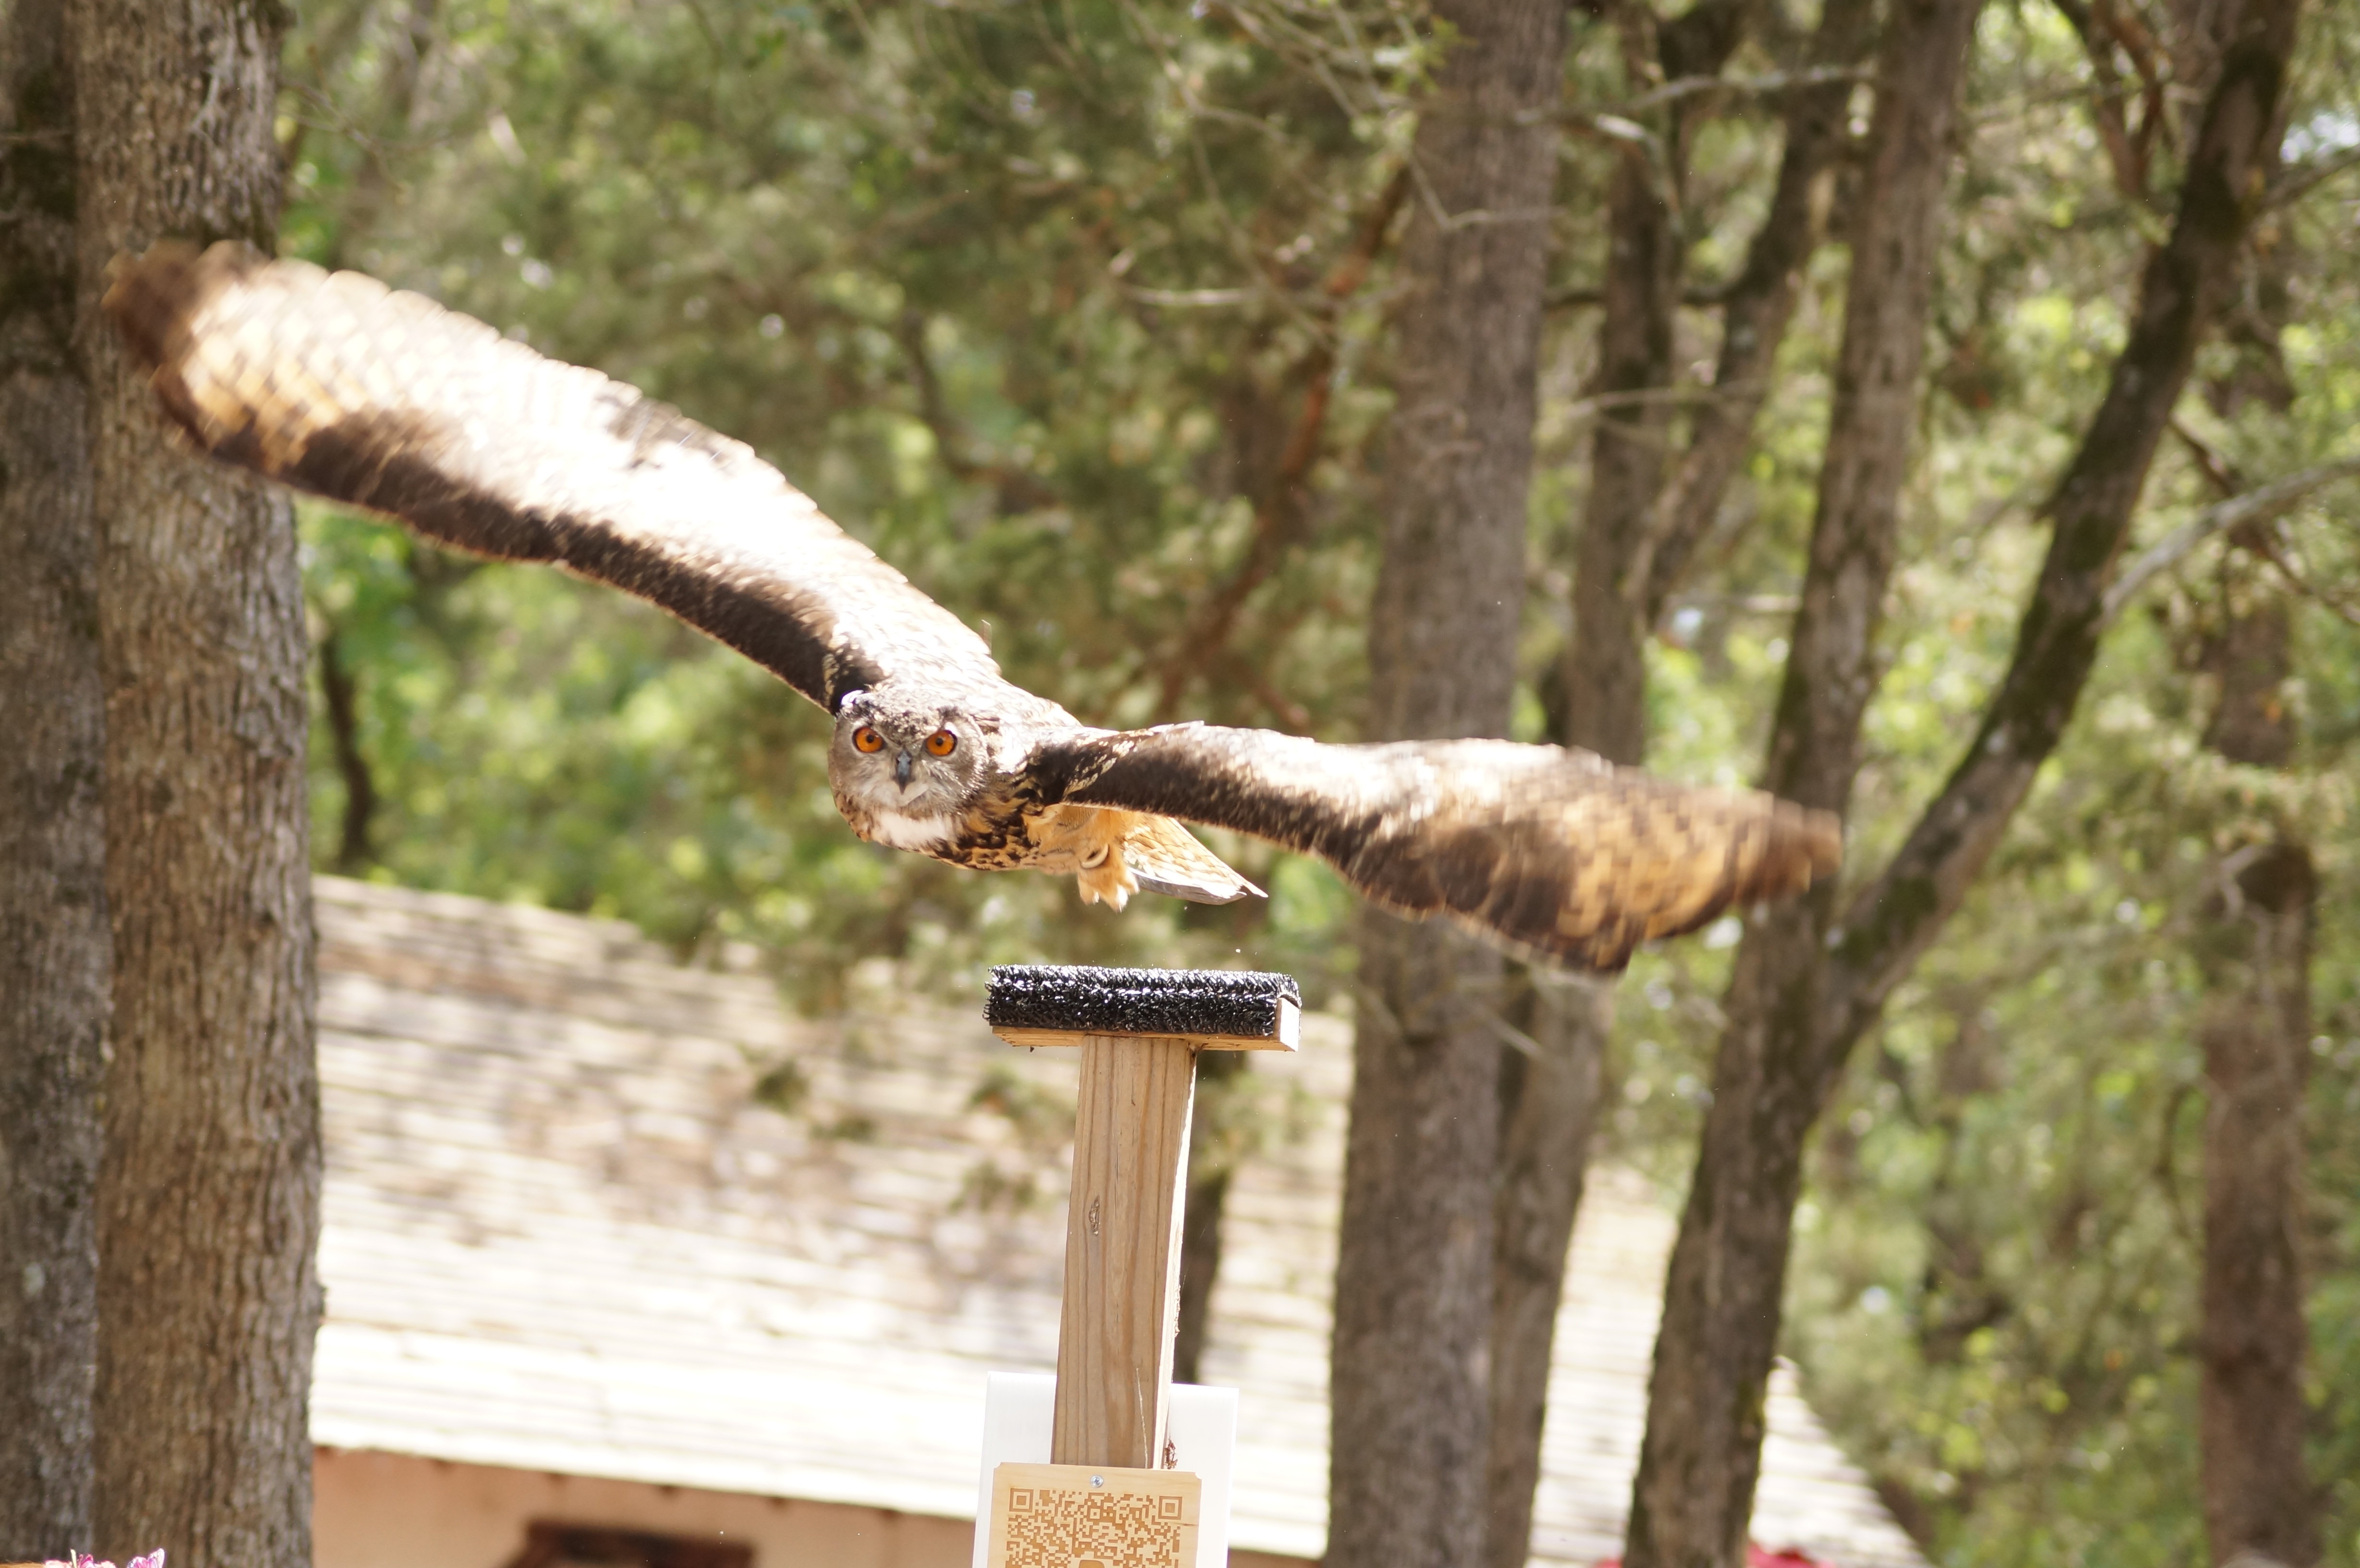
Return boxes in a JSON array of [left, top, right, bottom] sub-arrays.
[[985, 1462, 1201, 1568]]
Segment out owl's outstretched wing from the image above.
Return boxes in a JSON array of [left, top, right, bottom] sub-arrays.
[[108, 243, 1837, 969], [1036, 725, 1840, 971], [102, 241, 1003, 714]]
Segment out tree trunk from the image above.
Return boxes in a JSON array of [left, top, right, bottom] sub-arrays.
[[1625, 0, 2305, 1559], [1815, 0, 2304, 1051], [2194, 586, 2319, 1568], [319, 626, 379, 873], [0, 0, 102, 1548], [1484, 974, 1607, 1568], [1488, 10, 1755, 1561], [1624, 0, 1985, 1561], [1173, 1049, 1245, 1387], [72, 1, 322, 1564], [1330, 5, 1566, 1565], [1638, 0, 1875, 622], [1561, 116, 1676, 767]]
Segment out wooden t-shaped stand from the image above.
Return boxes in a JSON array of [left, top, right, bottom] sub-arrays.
[[987, 965, 1299, 1470]]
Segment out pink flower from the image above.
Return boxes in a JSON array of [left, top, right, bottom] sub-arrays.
[[42, 1551, 164, 1568]]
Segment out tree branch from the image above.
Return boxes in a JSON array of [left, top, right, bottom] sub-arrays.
[[2050, 0, 2168, 199], [1616, 63, 1871, 116], [1545, 279, 1731, 309], [2269, 141, 2360, 208], [2099, 456, 2360, 630], [1818, 0, 2309, 1063]]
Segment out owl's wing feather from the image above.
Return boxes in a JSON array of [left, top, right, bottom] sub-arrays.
[[102, 241, 1001, 713], [107, 243, 1839, 970], [1040, 725, 1840, 971]]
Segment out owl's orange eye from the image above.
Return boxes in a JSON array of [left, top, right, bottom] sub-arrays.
[[852, 726, 885, 753], [925, 729, 958, 757]]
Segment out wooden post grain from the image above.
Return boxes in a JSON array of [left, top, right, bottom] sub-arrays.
[[984, 965, 1299, 1475], [1052, 1034, 1197, 1469]]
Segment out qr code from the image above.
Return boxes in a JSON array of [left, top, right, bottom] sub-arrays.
[[988, 1464, 1199, 1568]]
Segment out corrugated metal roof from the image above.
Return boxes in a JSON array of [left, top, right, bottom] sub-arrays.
[[309, 876, 1921, 1568]]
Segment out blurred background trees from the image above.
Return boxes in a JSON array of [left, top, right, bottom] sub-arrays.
[[7, 0, 2354, 1561], [276, 0, 2360, 1561]]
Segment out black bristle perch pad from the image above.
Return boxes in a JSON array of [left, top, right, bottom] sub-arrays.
[[987, 965, 1301, 1052]]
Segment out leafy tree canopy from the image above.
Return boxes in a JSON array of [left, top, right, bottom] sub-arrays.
[[278, 0, 2360, 1559]]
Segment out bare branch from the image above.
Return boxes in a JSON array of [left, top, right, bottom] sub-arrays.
[[1618, 63, 1871, 115], [1545, 279, 1732, 309], [2270, 141, 2360, 208], [2099, 456, 2360, 631], [1119, 285, 1255, 308], [1531, 65, 1868, 127]]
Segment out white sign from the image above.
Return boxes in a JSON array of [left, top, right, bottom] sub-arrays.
[[971, 1372, 1237, 1568]]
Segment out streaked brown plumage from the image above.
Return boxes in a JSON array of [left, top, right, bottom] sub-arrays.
[[103, 240, 1841, 970]]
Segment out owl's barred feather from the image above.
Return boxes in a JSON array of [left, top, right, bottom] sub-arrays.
[[105, 241, 1837, 972]]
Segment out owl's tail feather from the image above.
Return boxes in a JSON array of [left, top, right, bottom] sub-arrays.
[[1124, 817, 1262, 906]]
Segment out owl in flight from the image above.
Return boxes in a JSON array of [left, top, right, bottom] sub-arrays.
[[105, 242, 1839, 971]]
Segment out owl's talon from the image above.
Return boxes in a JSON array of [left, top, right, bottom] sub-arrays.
[[1075, 851, 1137, 910]]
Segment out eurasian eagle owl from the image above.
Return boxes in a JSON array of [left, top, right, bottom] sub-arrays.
[[104, 242, 1837, 970]]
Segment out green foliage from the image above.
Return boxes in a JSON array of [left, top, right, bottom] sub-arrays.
[[279, 0, 2360, 1560]]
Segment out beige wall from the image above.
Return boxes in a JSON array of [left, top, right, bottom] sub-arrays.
[[314, 1449, 1310, 1568]]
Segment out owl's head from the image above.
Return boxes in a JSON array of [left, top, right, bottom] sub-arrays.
[[827, 688, 985, 818]]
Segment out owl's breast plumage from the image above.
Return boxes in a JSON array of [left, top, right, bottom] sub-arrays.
[[836, 760, 1064, 873], [943, 772, 1078, 873]]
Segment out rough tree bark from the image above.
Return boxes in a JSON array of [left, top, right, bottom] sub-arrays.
[[1494, 43, 1878, 1557], [1626, 0, 2304, 1561], [1625, 0, 1986, 1560], [2193, 579, 2319, 1568], [1491, 8, 1876, 1551], [0, 0, 103, 1549], [1329, 4, 1566, 1565], [73, 0, 323, 1563], [1487, 7, 1769, 1561]]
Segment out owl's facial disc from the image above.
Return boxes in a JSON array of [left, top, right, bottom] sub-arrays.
[[830, 693, 976, 820]]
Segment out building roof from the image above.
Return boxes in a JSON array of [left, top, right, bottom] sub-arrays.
[[310, 876, 1922, 1568]]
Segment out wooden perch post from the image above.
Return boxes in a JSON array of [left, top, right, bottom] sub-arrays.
[[986, 966, 1299, 1471]]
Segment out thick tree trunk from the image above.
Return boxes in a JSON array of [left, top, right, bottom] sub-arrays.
[[1493, 12, 1868, 1549], [1330, 5, 1565, 1565], [1624, 1, 1986, 1561], [1626, 0, 2304, 1560], [0, 0, 102, 1548], [2194, 588, 2319, 1568], [72, 2, 322, 1564], [1488, 12, 1753, 1561], [1561, 134, 1677, 768]]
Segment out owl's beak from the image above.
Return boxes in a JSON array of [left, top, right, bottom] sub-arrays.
[[894, 750, 914, 786]]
